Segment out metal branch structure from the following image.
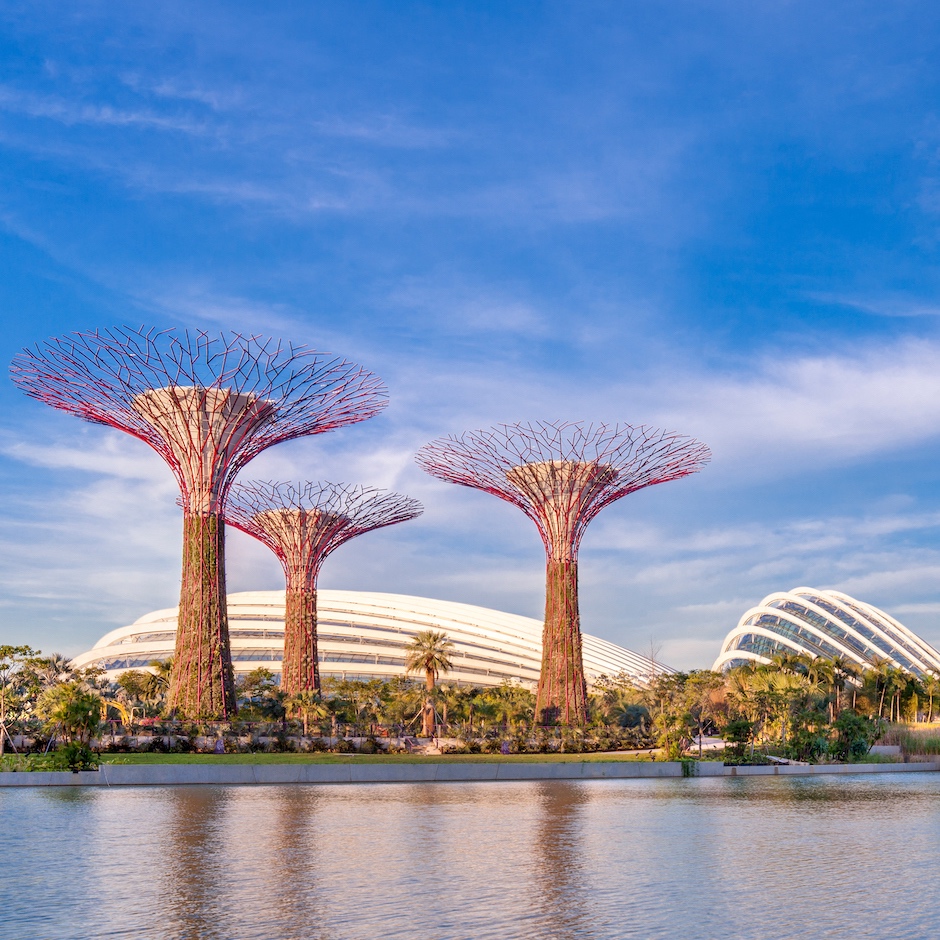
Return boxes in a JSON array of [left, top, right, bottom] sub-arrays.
[[416, 420, 710, 726], [225, 481, 422, 695], [11, 327, 387, 719]]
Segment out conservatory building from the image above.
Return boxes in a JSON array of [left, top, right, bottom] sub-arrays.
[[713, 586, 940, 678], [73, 590, 671, 689]]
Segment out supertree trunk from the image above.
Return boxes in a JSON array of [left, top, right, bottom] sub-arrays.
[[168, 512, 236, 718], [282, 574, 321, 695], [535, 557, 587, 725]]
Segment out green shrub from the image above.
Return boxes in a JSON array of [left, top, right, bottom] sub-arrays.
[[58, 742, 99, 772], [829, 712, 878, 762]]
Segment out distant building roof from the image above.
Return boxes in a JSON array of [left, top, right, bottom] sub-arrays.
[[74, 589, 673, 688], [713, 586, 940, 677]]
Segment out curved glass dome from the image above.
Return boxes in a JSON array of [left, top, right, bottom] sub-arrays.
[[713, 586, 940, 677], [73, 590, 673, 689]]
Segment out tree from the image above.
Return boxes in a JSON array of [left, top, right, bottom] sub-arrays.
[[32, 653, 75, 688], [143, 658, 173, 702], [641, 672, 695, 759], [236, 668, 285, 720], [36, 682, 103, 744], [286, 690, 329, 736], [829, 711, 877, 762], [923, 670, 940, 723], [684, 671, 727, 757], [405, 631, 455, 737], [0, 645, 39, 755]]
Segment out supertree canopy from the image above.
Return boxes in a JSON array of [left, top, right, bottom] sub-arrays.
[[225, 481, 422, 695], [11, 327, 387, 719], [416, 420, 710, 725]]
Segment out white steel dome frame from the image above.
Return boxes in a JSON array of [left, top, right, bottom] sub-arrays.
[[713, 586, 940, 677]]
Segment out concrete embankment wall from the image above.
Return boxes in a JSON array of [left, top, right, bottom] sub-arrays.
[[1, 760, 939, 787]]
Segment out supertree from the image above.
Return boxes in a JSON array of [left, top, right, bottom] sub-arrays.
[[224, 481, 422, 695], [416, 420, 710, 726], [11, 328, 387, 719]]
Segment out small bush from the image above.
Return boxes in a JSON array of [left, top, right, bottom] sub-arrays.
[[829, 712, 878, 762], [58, 743, 99, 772]]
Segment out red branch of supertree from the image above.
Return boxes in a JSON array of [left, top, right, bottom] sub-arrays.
[[224, 481, 423, 583], [414, 420, 711, 560], [9, 327, 388, 512]]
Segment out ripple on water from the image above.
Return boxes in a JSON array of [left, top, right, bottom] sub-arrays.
[[2, 773, 939, 940]]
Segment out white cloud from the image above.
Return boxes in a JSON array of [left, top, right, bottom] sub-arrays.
[[0, 86, 207, 134], [646, 339, 940, 474]]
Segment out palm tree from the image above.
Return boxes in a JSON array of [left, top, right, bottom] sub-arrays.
[[807, 658, 836, 721], [286, 690, 329, 736], [36, 681, 102, 744], [924, 670, 940, 723], [830, 656, 862, 713], [36, 653, 74, 689], [405, 631, 455, 737], [143, 658, 173, 706]]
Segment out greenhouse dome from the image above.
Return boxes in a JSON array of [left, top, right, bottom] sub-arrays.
[[713, 586, 940, 678]]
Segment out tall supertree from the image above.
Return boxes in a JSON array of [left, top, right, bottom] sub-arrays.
[[416, 420, 710, 726], [11, 328, 387, 719], [224, 481, 422, 695]]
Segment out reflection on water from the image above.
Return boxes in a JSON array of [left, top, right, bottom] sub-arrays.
[[3, 774, 940, 940], [161, 788, 231, 940], [531, 781, 590, 940]]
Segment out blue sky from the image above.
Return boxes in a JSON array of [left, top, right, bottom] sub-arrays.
[[3, 1, 940, 668]]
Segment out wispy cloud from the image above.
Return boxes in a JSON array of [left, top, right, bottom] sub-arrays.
[[0, 86, 207, 134], [646, 339, 940, 473], [811, 292, 940, 318], [312, 114, 462, 149]]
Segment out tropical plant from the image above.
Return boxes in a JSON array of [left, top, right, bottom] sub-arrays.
[[828, 711, 877, 762], [236, 668, 285, 720], [286, 690, 330, 736], [36, 682, 103, 744], [0, 645, 39, 755], [405, 631, 455, 736]]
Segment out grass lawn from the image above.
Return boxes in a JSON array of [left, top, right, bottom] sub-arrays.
[[100, 751, 659, 766]]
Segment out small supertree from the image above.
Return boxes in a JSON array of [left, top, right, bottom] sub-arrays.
[[11, 328, 387, 719], [224, 481, 422, 695], [416, 420, 710, 726]]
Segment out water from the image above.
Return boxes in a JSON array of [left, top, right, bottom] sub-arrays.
[[2, 773, 938, 939]]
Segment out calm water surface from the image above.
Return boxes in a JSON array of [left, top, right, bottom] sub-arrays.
[[2, 773, 938, 939]]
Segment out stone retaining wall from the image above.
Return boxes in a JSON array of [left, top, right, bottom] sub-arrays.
[[1, 759, 938, 787]]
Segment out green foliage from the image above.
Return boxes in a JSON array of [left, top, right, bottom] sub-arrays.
[[236, 668, 284, 719], [58, 742, 99, 772], [404, 631, 455, 690], [8, 639, 940, 766], [785, 724, 828, 763], [36, 682, 103, 743], [721, 718, 753, 758], [828, 711, 878, 761], [0, 744, 99, 772]]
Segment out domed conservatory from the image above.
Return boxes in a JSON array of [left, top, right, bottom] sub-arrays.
[[73, 590, 671, 689], [713, 586, 940, 677]]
